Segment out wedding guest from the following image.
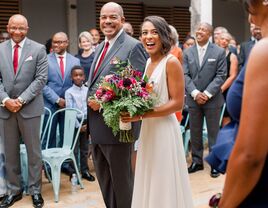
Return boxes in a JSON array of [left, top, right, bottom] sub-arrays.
[[76, 31, 95, 82], [183, 35, 195, 50], [65, 66, 95, 182], [239, 23, 262, 69], [0, 14, 47, 208], [217, 0, 268, 207], [89, 28, 100, 51], [123, 22, 134, 36], [218, 32, 239, 126], [184, 22, 227, 178], [169, 25, 183, 64], [121, 15, 193, 208], [213, 26, 228, 46], [0, 32, 9, 43]]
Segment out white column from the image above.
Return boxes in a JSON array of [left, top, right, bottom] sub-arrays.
[[67, 0, 78, 54], [190, 0, 212, 35]]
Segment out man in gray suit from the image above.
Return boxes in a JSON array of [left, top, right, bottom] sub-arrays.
[[87, 2, 147, 208], [0, 14, 47, 207], [183, 22, 226, 178]]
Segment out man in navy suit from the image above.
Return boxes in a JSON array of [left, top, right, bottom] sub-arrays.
[[184, 22, 227, 178], [43, 32, 80, 149], [239, 23, 262, 69]]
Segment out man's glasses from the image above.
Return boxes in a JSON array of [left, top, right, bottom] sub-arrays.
[[52, 40, 68, 45]]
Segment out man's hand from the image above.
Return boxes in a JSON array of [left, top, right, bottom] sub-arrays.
[[57, 98, 66, 108], [88, 99, 100, 111], [5, 99, 22, 113], [195, 92, 209, 105]]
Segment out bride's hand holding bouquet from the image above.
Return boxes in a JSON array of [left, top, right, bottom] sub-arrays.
[[89, 57, 157, 143]]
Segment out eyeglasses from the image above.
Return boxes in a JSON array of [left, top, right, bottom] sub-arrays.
[[52, 40, 67, 45], [9, 27, 27, 32]]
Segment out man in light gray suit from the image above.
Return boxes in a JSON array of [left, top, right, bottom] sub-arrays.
[[0, 14, 47, 208], [183, 22, 227, 178], [87, 2, 147, 208]]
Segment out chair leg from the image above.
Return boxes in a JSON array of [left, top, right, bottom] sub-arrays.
[[72, 157, 84, 189], [184, 130, 191, 155], [50, 164, 62, 202]]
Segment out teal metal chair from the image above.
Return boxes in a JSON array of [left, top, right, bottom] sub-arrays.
[[180, 113, 189, 137], [42, 108, 84, 202], [183, 103, 226, 155], [20, 107, 51, 194]]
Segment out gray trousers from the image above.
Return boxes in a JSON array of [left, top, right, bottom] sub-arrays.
[[188, 106, 221, 164], [0, 113, 42, 195]]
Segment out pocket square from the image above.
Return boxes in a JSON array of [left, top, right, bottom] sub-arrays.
[[208, 58, 216, 62], [25, 56, 33, 62]]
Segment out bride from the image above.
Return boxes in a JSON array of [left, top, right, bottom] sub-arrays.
[[121, 16, 193, 208]]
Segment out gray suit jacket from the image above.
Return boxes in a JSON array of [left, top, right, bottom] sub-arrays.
[[183, 43, 227, 108], [0, 38, 48, 119], [87, 31, 147, 144]]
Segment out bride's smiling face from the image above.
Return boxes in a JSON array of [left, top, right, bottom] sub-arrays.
[[141, 21, 162, 56]]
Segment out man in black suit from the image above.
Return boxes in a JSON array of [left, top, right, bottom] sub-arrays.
[[184, 22, 227, 178], [87, 2, 147, 208], [239, 23, 262, 69]]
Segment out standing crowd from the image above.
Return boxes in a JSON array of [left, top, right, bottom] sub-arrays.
[[0, 0, 267, 208]]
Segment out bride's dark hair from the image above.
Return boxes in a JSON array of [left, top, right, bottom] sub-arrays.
[[242, 0, 262, 14], [141, 16, 172, 55]]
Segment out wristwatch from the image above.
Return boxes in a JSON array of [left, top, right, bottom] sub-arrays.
[[18, 97, 26, 105]]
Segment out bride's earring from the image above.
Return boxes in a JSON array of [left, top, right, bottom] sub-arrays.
[[263, 0, 268, 6]]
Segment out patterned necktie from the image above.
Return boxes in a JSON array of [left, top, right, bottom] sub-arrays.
[[93, 41, 110, 77], [59, 56, 64, 78], [13, 44, 19, 74]]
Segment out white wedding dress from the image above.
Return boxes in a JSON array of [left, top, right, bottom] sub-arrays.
[[131, 54, 193, 208]]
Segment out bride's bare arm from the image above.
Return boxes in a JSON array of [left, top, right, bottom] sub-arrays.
[[145, 56, 184, 118]]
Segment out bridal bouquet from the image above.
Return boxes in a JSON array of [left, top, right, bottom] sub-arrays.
[[92, 57, 157, 142]]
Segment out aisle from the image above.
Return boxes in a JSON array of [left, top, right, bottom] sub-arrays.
[[13, 158, 225, 208]]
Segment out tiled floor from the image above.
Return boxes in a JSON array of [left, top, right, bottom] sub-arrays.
[[12, 157, 225, 208]]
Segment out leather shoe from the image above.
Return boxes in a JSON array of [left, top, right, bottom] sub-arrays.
[[210, 168, 220, 178], [32, 193, 44, 208], [82, 171, 95, 182], [0, 195, 5, 202], [0, 192, 23, 207], [188, 162, 204, 173]]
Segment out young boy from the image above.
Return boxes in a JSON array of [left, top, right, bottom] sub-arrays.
[[65, 65, 95, 181]]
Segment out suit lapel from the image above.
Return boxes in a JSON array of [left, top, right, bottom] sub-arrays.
[[15, 39, 31, 78], [88, 42, 104, 86], [191, 46, 200, 70], [51, 53, 64, 82], [200, 43, 212, 70], [64, 53, 72, 83], [90, 33, 125, 88], [5, 41, 14, 77]]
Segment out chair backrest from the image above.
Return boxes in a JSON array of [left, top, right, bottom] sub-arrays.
[[40, 107, 52, 142], [45, 108, 84, 150], [203, 103, 226, 129]]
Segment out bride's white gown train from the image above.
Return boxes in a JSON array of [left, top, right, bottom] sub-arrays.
[[131, 55, 193, 208]]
